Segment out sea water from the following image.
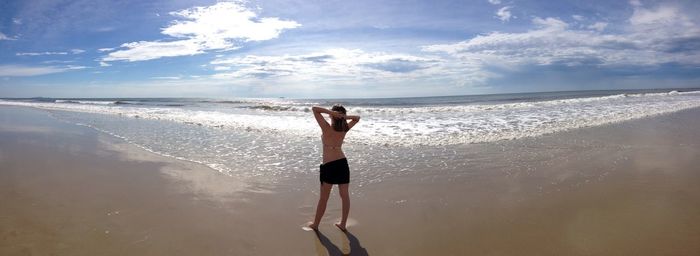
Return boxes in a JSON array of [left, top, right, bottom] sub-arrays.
[[2, 89, 700, 189]]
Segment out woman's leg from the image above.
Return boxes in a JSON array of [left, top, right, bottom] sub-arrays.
[[336, 183, 350, 230], [310, 182, 333, 229]]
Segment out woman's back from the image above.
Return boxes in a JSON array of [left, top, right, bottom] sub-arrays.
[[312, 105, 360, 163], [321, 130, 346, 163]]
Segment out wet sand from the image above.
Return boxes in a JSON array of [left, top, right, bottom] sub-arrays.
[[1, 106, 700, 255]]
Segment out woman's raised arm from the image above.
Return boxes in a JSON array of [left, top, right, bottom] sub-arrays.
[[312, 106, 332, 130], [346, 115, 360, 130]]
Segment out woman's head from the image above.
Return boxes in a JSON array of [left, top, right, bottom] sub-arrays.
[[331, 105, 346, 115], [331, 104, 349, 132]]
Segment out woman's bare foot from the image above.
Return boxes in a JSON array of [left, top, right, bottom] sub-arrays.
[[334, 222, 347, 232], [304, 222, 319, 231]]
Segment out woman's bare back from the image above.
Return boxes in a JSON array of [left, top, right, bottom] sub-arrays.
[[321, 130, 347, 163]]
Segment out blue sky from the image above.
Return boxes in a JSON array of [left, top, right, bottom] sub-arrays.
[[1, 0, 699, 98]]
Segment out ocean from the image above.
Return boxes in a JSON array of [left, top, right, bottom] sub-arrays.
[[2, 88, 700, 190]]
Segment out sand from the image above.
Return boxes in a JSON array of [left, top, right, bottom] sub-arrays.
[[1, 106, 700, 255]]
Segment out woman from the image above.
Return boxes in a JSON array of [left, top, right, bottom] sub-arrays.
[[307, 105, 360, 231]]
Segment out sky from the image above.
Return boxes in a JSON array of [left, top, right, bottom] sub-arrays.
[[1, 0, 699, 98]]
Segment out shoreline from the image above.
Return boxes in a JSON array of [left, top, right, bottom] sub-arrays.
[[2, 105, 700, 255], [3, 89, 700, 149]]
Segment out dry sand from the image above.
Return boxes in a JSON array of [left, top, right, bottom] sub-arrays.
[[1, 106, 700, 255]]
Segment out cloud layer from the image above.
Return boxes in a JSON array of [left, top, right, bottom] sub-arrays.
[[16, 49, 85, 56], [0, 65, 86, 77], [102, 2, 300, 62], [424, 3, 700, 71], [211, 48, 439, 82], [201, 1, 699, 91]]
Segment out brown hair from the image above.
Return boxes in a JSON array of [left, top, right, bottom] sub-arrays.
[[331, 105, 349, 132]]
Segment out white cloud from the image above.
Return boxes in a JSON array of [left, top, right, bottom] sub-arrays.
[[0, 65, 86, 77], [42, 60, 75, 64], [17, 50, 85, 56], [587, 22, 608, 31], [12, 18, 22, 24], [65, 65, 87, 70], [16, 51, 69, 56], [532, 17, 568, 30], [103, 2, 300, 62], [488, 0, 501, 5], [496, 6, 513, 22], [151, 76, 182, 80], [629, 4, 691, 28], [163, 2, 299, 42], [103, 40, 207, 62], [0, 32, 16, 40], [99, 61, 111, 67], [572, 15, 584, 21], [95, 27, 115, 32], [98, 47, 115, 52]]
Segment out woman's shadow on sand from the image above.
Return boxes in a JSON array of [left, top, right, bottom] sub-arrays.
[[312, 229, 369, 256]]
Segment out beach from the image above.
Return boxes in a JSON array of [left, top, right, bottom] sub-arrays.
[[2, 102, 700, 255], [3, 0, 700, 254]]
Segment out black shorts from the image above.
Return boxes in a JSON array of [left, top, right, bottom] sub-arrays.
[[319, 158, 350, 184]]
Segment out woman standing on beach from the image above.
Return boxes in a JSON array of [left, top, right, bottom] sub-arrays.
[[307, 105, 360, 231]]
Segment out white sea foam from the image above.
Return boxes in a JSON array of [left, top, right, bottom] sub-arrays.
[[55, 99, 118, 105], [2, 91, 700, 146]]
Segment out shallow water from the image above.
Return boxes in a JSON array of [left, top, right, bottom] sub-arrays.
[[2, 89, 700, 189]]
